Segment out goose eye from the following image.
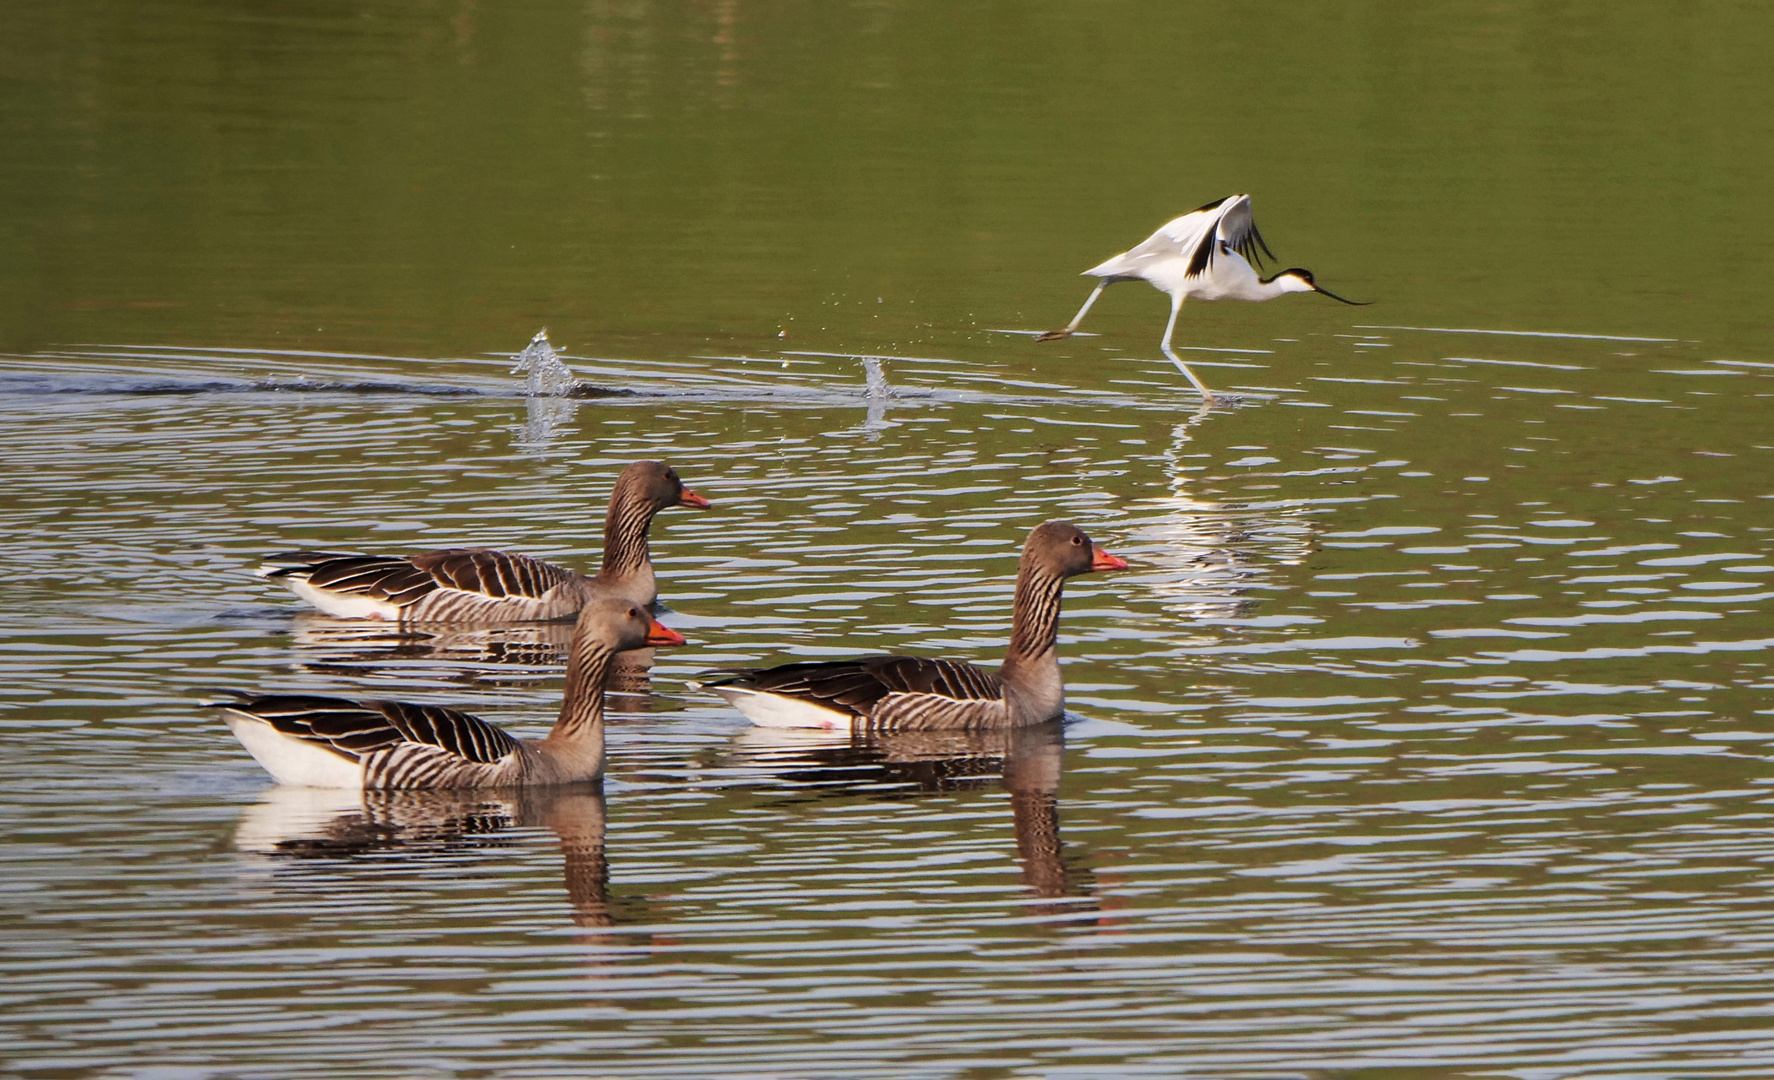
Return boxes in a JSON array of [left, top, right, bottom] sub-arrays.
[[1071, 535, 1083, 545]]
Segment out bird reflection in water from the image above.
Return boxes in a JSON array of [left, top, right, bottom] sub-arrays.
[[233, 785, 625, 929], [282, 612, 659, 712], [1125, 400, 1318, 624], [726, 721, 1097, 913]]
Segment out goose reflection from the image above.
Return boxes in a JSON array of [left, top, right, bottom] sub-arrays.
[[726, 720, 1095, 909], [282, 612, 657, 710], [232, 784, 624, 928]]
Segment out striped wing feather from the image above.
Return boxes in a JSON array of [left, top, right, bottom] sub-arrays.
[[310, 556, 440, 606], [407, 549, 577, 600], [718, 656, 1004, 720], [224, 694, 521, 764], [273, 549, 576, 607], [259, 551, 368, 574]]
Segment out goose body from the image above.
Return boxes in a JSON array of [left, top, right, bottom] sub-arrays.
[[216, 596, 685, 789], [696, 521, 1127, 731], [1038, 195, 1364, 398], [259, 460, 709, 622]]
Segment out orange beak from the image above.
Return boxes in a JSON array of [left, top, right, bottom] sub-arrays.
[[678, 488, 711, 509], [645, 617, 687, 647], [1090, 544, 1129, 572]]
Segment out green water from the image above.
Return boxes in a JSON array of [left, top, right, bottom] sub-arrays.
[[6, 3, 1772, 359]]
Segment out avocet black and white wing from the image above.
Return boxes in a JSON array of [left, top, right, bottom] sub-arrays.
[[1172, 193, 1273, 276], [1091, 194, 1275, 281]]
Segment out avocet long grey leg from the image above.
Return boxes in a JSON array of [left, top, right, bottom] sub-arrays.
[[1037, 281, 1108, 341], [1158, 293, 1214, 400]]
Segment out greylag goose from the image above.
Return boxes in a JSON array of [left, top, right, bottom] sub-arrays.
[[258, 460, 709, 621], [695, 521, 1127, 730], [215, 596, 685, 789]]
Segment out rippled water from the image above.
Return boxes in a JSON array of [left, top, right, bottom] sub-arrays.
[[5, 328, 1774, 1077]]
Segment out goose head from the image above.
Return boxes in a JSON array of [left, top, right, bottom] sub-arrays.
[[1026, 520, 1129, 578], [614, 460, 711, 512], [575, 595, 687, 652]]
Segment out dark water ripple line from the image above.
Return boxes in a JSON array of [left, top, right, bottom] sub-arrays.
[[0, 349, 1179, 412]]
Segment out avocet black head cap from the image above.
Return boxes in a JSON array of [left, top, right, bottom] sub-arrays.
[[1279, 268, 1368, 306]]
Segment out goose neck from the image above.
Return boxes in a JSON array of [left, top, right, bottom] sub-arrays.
[[1005, 560, 1067, 666], [541, 630, 615, 762], [1000, 561, 1068, 720], [599, 494, 656, 581]]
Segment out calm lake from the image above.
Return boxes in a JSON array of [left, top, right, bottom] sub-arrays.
[[4, 4, 1774, 1078]]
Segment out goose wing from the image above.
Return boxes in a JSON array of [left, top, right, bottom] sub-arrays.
[[258, 551, 369, 575], [406, 549, 577, 601], [263, 549, 577, 607], [217, 693, 521, 764], [704, 656, 1005, 728]]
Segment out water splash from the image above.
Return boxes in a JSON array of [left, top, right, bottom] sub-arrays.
[[510, 329, 577, 396], [859, 356, 894, 401], [857, 356, 896, 439]]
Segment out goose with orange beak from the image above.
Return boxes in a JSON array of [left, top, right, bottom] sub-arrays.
[[694, 521, 1128, 731], [215, 597, 686, 789]]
